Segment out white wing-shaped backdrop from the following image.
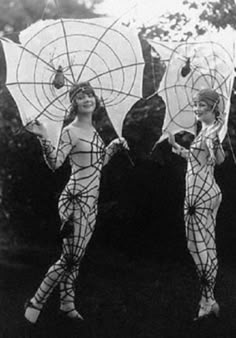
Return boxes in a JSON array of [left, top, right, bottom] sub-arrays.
[[1, 18, 144, 150], [148, 38, 235, 143]]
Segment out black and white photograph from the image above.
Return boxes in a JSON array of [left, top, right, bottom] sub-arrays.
[[0, 0, 236, 337]]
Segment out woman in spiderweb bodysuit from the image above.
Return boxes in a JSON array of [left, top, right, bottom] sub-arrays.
[[24, 82, 128, 323], [168, 88, 225, 320]]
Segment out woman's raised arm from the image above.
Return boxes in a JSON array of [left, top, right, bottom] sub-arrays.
[[26, 120, 74, 171], [167, 132, 189, 160]]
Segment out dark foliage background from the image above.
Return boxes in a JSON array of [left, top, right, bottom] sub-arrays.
[[0, 0, 236, 258], [1, 1, 236, 337]]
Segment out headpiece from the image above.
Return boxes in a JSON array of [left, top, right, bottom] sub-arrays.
[[196, 88, 220, 108], [69, 81, 95, 102]]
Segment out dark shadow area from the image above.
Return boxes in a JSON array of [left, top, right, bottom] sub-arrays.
[[1, 149, 236, 337]]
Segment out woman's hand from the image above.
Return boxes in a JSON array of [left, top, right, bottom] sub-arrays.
[[108, 137, 130, 152], [213, 111, 226, 134], [25, 119, 48, 139], [212, 133, 225, 165], [167, 131, 188, 158], [217, 111, 226, 125], [104, 137, 130, 166]]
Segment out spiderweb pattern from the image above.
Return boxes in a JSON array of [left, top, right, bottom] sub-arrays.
[[148, 39, 235, 142], [2, 17, 144, 148], [149, 40, 234, 302], [184, 125, 222, 303], [148, 37, 234, 303], [147, 38, 233, 306], [32, 127, 106, 310]]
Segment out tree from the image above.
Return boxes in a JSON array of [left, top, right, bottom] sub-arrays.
[[138, 0, 236, 41], [0, 0, 103, 40], [187, 0, 236, 30]]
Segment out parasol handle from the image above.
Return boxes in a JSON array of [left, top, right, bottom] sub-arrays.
[[118, 137, 135, 167]]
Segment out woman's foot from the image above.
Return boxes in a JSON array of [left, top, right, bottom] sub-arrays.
[[194, 301, 220, 321], [24, 299, 42, 324], [59, 306, 83, 321]]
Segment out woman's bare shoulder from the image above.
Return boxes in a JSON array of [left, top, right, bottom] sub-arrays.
[[61, 124, 81, 144]]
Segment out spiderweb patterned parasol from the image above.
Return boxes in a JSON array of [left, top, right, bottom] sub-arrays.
[[148, 37, 235, 143], [1, 17, 144, 150]]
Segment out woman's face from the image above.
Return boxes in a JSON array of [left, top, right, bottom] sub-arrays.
[[74, 90, 96, 115], [193, 100, 215, 124]]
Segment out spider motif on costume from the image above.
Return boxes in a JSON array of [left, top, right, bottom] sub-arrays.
[[31, 126, 106, 314], [184, 122, 222, 308]]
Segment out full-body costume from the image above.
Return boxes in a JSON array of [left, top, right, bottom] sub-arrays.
[[30, 124, 114, 314], [175, 120, 222, 307]]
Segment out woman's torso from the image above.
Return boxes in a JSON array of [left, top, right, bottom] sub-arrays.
[[63, 125, 106, 197], [185, 126, 221, 206]]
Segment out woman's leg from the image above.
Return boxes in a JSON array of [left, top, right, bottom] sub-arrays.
[[198, 212, 217, 305], [184, 187, 221, 316], [24, 238, 74, 323], [58, 235, 84, 318], [184, 194, 216, 300], [201, 197, 221, 305], [59, 203, 98, 317], [185, 212, 214, 299]]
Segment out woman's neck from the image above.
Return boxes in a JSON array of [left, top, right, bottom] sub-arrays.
[[73, 115, 93, 128], [201, 119, 215, 130]]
